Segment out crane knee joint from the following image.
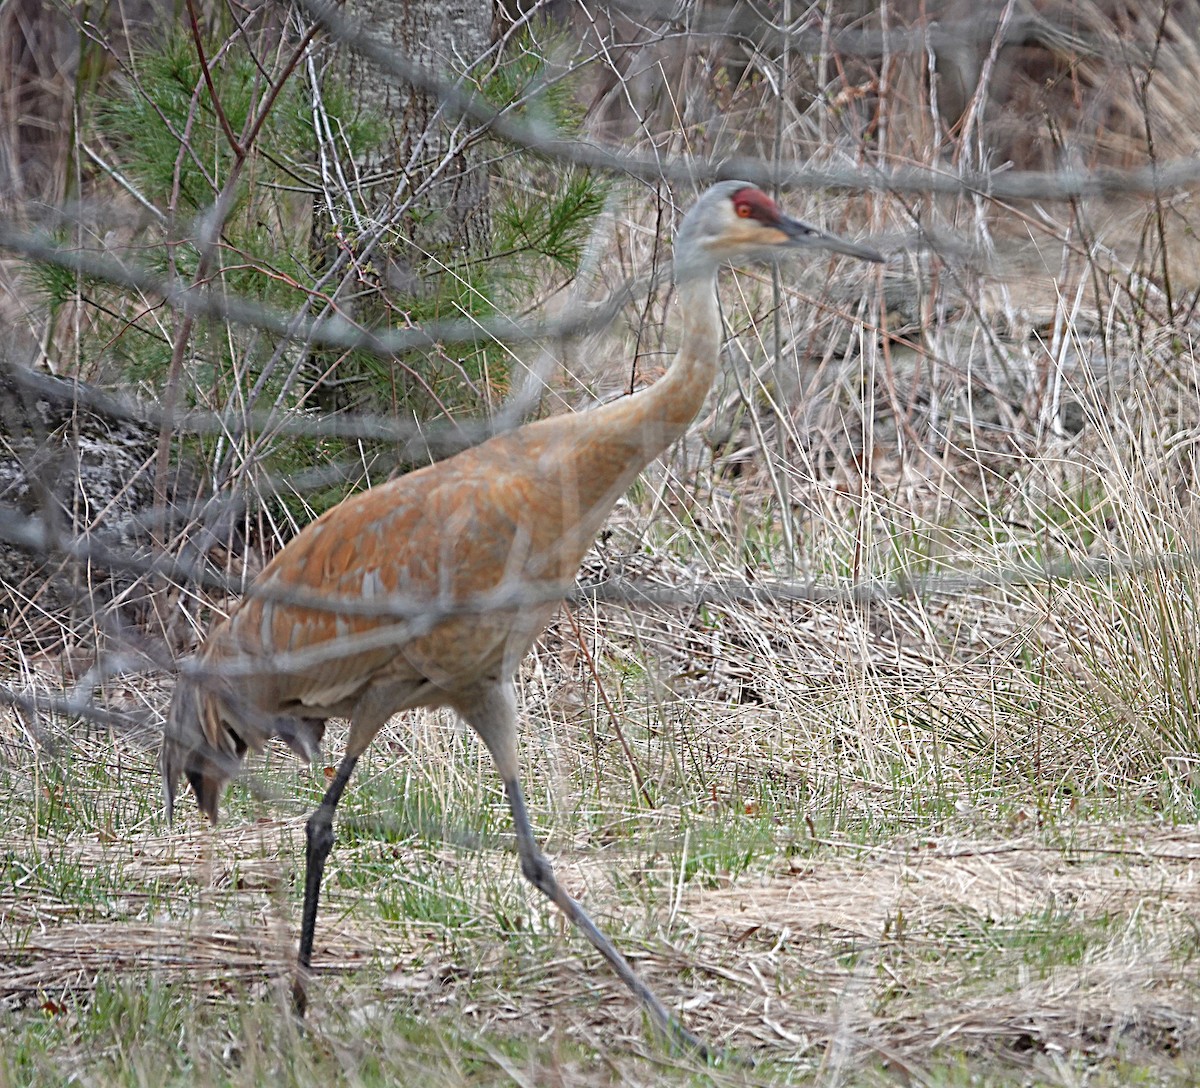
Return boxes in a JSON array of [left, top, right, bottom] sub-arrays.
[[305, 807, 336, 858], [520, 850, 556, 893]]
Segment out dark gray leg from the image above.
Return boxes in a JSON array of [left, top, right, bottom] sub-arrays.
[[292, 752, 359, 1016], [461, 681, 724, 1061], [503, 777, 714, 1060]]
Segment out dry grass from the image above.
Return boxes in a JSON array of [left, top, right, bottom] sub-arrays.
[[6, 1, 1200, 1085], [5, 707, 1200, 1083]]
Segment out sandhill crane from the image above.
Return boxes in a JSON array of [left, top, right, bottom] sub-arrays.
[[161, 181, 882, 1057]]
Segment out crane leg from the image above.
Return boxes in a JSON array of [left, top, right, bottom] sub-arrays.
[[291, 751, 360, 1017], [502, 776, 714, 1061]]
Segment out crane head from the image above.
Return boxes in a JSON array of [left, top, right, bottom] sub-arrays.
[[674, 181, 883, 282]]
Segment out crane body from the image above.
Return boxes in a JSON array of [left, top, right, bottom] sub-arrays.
[[163, 182, 882, 1057]]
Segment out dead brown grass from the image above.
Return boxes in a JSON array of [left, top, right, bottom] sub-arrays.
[[5, 758, 1200, 1077]]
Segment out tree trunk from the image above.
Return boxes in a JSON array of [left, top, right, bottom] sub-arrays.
[[340, 0, 493, 282]]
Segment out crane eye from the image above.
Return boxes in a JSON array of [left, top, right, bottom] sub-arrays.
[[735, 202, 754, 219]]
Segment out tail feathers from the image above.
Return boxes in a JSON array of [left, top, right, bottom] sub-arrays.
[[161, 670, 325, 824]]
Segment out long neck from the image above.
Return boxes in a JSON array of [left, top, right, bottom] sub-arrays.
[[527, 271, 721, 551], [634, 272, 722, 441], [589, 271, 722, 465]]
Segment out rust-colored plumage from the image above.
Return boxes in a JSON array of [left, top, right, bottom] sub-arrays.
[[162, 182, 882, 1057]]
